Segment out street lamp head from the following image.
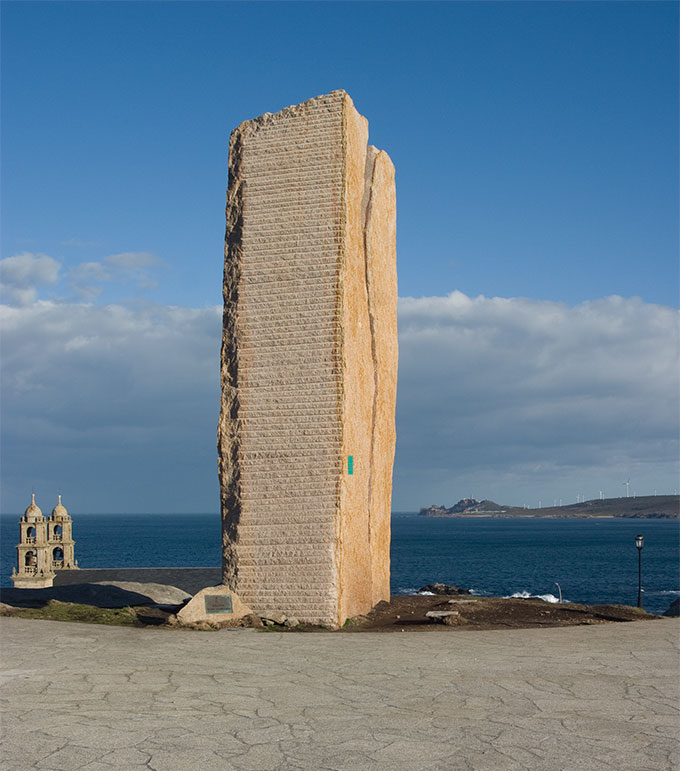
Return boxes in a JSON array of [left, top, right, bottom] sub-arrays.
[[635, 534, 644, 550]]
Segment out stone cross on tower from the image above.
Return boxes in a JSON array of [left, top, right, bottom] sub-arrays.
[[218, 91, 398, 627]]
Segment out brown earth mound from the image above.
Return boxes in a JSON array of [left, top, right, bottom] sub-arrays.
[[1, 593, 661, 632], [340, 594, 657, 632]]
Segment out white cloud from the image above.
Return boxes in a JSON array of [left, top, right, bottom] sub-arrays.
[[0, 250, 164, 306], [1, 299, 222, 512], [103, 252, 159, 269], [395, 291, 679, 507], [0, 253, 61, 306], [68, 251, 162, 298], [0, 289, 677, 512]]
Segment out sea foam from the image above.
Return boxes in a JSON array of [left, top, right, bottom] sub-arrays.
[[505, 590, 570, 604]]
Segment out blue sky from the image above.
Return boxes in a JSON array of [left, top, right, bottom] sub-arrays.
[[1, 1, 678, 513]]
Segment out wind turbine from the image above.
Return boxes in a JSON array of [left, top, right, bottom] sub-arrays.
[[624, 480, 630, 498]]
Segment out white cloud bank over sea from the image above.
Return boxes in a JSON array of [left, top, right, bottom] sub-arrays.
[[396, 291, 678, 509], [1, 253, 678, 513]]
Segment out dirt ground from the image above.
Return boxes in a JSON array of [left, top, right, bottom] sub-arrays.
[[338, 594, 657, 632], [1, 592, 659, 632]]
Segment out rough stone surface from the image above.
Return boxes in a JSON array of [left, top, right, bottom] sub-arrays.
[[175, 585, 252, 626], [53, 567, 222, 595], [419, 582, 471, 596], [259, 610, 287, 625], [443, 613, 468, 626], [92, 581, 191, 606], [218, 91, 397, 627], [663, 598, 679, 617], [1, 618, 678, 770], [0, 583, 182, 609], [425, 610, 460, 619]]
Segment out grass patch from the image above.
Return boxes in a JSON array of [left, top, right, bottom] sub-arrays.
[[343, 616, 369, 628], [4, 600, 139, 626]]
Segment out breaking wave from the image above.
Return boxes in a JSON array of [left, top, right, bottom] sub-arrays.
[[504, 590, 570, 604], [396, 586, 489, 596], [393, 586, 491, 597]]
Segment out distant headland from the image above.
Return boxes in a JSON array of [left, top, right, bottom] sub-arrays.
[[419, 495, 679, 519]]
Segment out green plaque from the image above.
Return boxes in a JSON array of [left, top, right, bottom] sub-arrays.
[[204, 594, 233, 614], [348, 455, 354, 475]]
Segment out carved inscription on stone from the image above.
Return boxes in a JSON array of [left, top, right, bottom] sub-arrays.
[[218, 91, 397, 627]]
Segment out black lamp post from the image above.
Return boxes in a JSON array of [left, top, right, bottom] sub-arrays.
[[635, 534, 644, 608]]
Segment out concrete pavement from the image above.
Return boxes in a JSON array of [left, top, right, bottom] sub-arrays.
[[1, 617, 678, 770]]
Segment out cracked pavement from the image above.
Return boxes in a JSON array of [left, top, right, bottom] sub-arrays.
[[1, 618, 678, 770]]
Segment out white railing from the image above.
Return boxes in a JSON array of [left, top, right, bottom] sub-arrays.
[[52, 560, 64, 569], [25, 537, 36, 544], [52, 534, 63, 541]]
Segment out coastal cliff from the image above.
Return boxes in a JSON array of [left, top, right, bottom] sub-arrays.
[[419, 495, 679, 519]]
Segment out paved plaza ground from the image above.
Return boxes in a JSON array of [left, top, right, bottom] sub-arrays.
[[1, 617, 678, 770]]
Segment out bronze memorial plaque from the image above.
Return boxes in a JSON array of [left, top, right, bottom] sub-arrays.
[[204, 594, 233, 614]]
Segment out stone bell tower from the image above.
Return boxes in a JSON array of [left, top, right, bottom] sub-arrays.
[[47, 495, 77, 571], [11, 494, 78, 589]]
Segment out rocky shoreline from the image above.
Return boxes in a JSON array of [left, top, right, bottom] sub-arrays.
[[419, 495, 680, 519]]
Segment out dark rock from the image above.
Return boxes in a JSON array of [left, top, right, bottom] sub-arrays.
[[134, 606, 173, 626], [419, 499, 509, 517], [418, 505, 448, 517], [443, 613, 468, 626], [244, 613, 264, 628], [447, 498, 482, 513], [259, 609, 287, 625], [418, 583, 471, 596], [663, 598, 680, 617]]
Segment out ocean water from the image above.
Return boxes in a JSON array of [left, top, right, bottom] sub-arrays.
[[1, 513, 678, 615], [390, 514, 679, 615]]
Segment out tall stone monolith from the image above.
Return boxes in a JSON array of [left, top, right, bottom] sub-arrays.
[[218, 91, 397, 627]]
